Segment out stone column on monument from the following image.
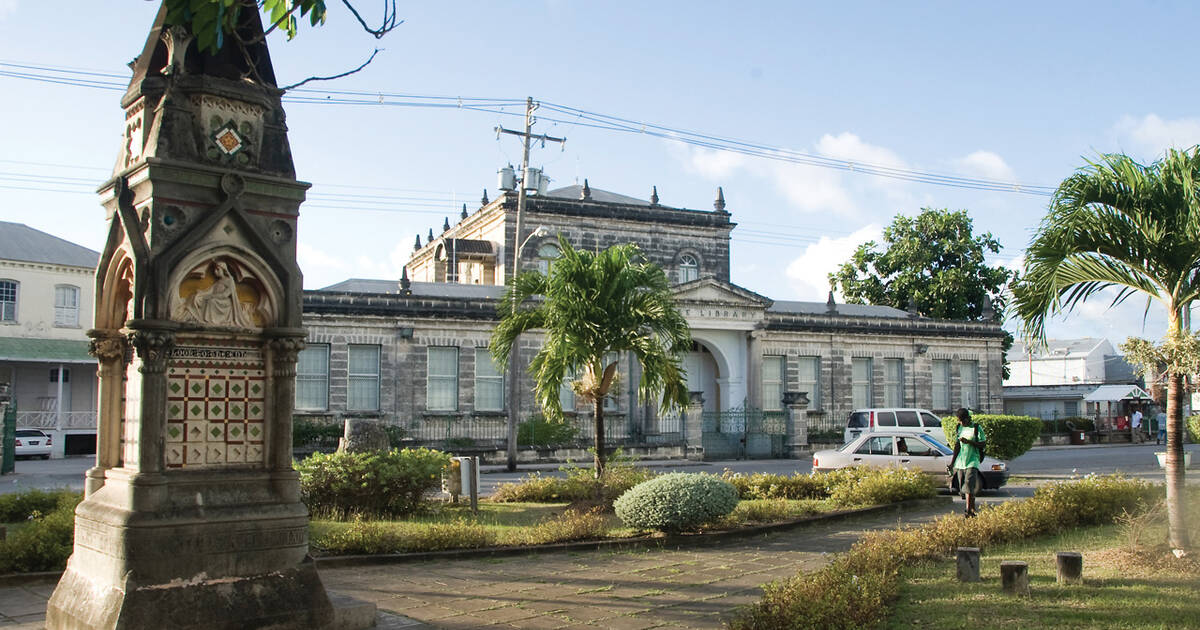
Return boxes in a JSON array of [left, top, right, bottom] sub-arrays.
[[783, 391, 809, 458], [84, 332, 127, 497]]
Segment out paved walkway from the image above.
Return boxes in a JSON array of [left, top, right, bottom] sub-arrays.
[[0, 501, 959, 629]]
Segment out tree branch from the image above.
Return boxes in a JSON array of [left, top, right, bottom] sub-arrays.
[[341, 0, 402, 38], [278, 48, 381, 91]]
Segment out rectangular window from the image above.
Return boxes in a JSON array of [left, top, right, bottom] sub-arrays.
[[427, 347, 459, 411], [1064, 400, 1079, 417], [54, 285, 79, 327], [797, 356, 821, 410], [960, 360, 979, 409], [762, 355, 785, 411], [884, 358, 904, 407], [0, 280, 16, 321], [295, 344, 329, 410], [932, 359, 951, 411], [474, 348, 505, 412], [852, 357, 873, 408], [347, 345, 380, 411]]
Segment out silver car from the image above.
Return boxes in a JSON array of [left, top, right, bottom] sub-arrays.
[[812, 430, 1009, 491]]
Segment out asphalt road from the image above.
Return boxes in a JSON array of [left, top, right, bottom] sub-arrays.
[[2, 442, 1195, 497]]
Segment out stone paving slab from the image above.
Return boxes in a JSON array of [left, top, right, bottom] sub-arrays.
[[0, 501, 957, 629]]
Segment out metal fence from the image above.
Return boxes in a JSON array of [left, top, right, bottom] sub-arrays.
[[700, 407, 787, 460], [16, 411, 98, 430]]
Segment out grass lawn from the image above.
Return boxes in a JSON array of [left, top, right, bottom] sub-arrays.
[[889, 523, 1200, 629]]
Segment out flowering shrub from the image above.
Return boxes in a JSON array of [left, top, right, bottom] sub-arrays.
[[297, 448, 450, 518], [614, 473, 738, 533]]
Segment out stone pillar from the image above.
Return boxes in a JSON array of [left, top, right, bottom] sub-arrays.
[[747, 331, 763, 410], [1000, 561, 1030, 595], [46, 8, 369, 629], [956, 547, 981, 582], [783, 391, 809, 458], [685, 391, 705, 460], [1056, 551, 1082, 584]]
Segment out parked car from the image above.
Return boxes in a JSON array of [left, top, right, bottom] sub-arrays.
[[14, 429, 52, 459], [844, 408, 946, 444], [813, 430, 1009, 491]]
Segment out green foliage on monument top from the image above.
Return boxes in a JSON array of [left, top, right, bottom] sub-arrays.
[[164, 0, 329, 55], [940, 413, 1041, 461], [828, 207, 1014, 322]]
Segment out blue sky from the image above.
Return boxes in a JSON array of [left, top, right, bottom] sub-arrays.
[[2, 1, 1199, 348]]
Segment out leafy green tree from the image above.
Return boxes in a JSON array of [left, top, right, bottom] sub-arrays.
[[163, 0, 399, 55], [829, 207, 1014, 322], [491, 237, 692, 477], [1013, 148, 1200, 553]]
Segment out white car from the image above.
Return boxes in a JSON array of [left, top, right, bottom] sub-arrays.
[[14, 429, 52, 459], [843, 408, 947, 444], [812, 430, 1009, 491]]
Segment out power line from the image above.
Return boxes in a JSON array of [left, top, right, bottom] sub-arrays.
[[2, 60, 1060, 197]]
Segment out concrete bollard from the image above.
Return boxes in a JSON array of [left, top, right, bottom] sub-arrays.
[[1056, 552, 1083, 584], [1000, 561, 1030, 595], [956, 547, 981, 582]]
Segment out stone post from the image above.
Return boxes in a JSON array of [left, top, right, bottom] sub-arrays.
[[1000, 561, 1030, 595], [84, 332, 127, 496], [956, 547, 981, 582], [685, 391, 705, 461], [1055, 551, 1082, 584], [783, 391, 809, 458]]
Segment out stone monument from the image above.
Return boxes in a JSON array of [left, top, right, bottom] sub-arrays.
[[46, 6, 372, 629]]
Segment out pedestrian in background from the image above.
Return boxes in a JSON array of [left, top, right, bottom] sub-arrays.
[[1156, 409, 1167, 445], [949, 407, 986, 518]]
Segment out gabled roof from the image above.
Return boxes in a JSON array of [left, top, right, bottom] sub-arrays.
[[0, 222, 100, 269], [1083, 384, 1153, 403], [545, 185, 650, 206]]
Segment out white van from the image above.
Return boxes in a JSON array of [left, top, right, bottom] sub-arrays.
[[843, 408, 947, 444]]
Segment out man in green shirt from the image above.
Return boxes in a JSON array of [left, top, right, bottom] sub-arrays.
[[949, 407, 986, 518]]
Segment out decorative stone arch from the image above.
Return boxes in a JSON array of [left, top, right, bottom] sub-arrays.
[[96, 247, 136, 331], [167, 246, 283, 330]]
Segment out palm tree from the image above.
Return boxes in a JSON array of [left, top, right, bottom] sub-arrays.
[[491, 236, 692, 478], [1013, 148, 1200, 553]]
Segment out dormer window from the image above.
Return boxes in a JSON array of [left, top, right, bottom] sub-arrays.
[[678, 254, 699, 283]]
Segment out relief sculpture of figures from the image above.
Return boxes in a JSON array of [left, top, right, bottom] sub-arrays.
[[173, 260, 259, 328]]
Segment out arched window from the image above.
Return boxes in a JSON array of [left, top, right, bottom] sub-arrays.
[[678, 254, 699, 283], [54, 284, 80, 327], [0, 280, 17, 322], [535, 243, 560, 275]]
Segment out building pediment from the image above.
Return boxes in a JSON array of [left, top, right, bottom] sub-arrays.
[[673, 277, 770, 330]]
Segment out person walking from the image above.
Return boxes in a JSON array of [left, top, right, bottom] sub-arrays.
[[1131, 407, 1144, 444], [948, 407, 986, 518], [1155, 409, 1168, 445]]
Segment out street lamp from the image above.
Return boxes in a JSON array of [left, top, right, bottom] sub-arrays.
[[506, 224, 549, 472]]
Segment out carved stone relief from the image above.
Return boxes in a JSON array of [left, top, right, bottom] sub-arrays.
[[171, 257, 271, 329]]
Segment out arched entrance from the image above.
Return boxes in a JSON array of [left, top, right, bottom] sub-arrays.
[[682, 341, 721, 412]]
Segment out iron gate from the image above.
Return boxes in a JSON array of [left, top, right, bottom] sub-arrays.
[[700, 406, 787, 460]]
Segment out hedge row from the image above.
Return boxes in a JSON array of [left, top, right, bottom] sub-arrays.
[[941, 414, 1042, 460]]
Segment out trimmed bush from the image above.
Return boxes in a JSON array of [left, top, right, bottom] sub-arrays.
[[0, 489, 80, 523], [613, 473, 738, 533], [721, 470, 828, 500], [827, 467, 936, 506], [730, 475, 1158, 630], [314, 518, 496, 555], [491, 463, 655, 508], [297, 448, 450, 518], [521, 507, 610, 545], [1187, 414, 1200, 443], [293, 418, 343, 448], [941, 413, 1041, 460], [0, 492, 81, 573]]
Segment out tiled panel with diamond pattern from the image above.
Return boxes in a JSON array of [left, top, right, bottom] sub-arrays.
[[166, 342, 266, 469]]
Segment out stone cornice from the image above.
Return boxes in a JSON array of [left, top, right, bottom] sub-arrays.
[[303, 291, 498, 321], [764, 312, 1008, 339]]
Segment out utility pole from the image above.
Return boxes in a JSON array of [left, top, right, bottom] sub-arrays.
[[498, 97, 565, 472]]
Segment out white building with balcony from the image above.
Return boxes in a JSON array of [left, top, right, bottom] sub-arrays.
[[0, 222, 99, 457]]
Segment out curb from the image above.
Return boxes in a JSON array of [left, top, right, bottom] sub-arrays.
[[0, 497, 953, 583], [312, 496, 952, 569]]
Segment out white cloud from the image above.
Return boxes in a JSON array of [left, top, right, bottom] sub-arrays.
[[767, 161, 858, 214], [679, 145, 749, 179], [0, 0, 15, 20], [953, 150, 1016, 182], [816, 132, 906, 170], [1113, 114, 1200, 158], [784, 224, 882, 300]]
